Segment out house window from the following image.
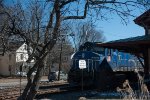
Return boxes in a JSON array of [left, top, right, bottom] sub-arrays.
[[20, 54, 24, 60], [24, 45, 27, 50]]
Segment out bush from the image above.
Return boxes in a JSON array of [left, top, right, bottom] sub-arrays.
[[116, 69, 149, 99]]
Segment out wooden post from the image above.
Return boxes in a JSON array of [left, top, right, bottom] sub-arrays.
[[143, 47, 150, 79], [148, 48, 150, 74], [144, 27, 150, 78]]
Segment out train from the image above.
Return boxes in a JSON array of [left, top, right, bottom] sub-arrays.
[[68, 42, 144, 90]]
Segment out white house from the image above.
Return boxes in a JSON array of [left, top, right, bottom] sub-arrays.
[[0, 43, 34, 76]]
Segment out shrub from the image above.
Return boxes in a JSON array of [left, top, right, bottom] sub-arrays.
[[116, 69, 149, 99]]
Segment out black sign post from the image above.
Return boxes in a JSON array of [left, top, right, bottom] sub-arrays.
[[82, 69, 83, 92], [79, 60, 86, 93], [19, 63, 23, 98]]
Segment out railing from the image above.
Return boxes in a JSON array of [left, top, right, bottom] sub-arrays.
[[112, 59, 144, 72]]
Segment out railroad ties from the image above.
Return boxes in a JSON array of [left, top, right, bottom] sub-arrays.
[[0, 81, 79, 100]]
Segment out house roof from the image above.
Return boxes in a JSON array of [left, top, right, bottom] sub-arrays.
[[0, 41, 24, 55], [96, 35, 150, 57], [134, 9, 150, 28], [8, 41, 24, 51]]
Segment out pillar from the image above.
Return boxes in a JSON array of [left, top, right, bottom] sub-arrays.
[[144, 25, 150, 78], [143, 47, 150, 79]]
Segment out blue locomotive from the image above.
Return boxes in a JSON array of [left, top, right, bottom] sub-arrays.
[[68, 42, 143, 90]]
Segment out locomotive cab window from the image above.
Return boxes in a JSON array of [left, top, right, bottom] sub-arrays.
[[93, 47, 105, 54], [92, 57, 100, 60]]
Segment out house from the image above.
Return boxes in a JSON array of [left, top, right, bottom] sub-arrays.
[[0, 42, 34, 76]]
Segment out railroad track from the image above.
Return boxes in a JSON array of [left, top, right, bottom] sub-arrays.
[[36, 85, 80, 99], [0, 81, 73, 100], [0, 80, 88, 100], [36, 82, 95, 99]]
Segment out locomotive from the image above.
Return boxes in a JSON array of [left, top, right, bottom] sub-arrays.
[[68, 42, 143, 90]]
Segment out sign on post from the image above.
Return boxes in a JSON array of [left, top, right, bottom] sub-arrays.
[[79, 60, 86, 69]]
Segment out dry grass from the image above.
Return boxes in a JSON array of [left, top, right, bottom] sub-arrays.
[[117, 69, 149, 100]]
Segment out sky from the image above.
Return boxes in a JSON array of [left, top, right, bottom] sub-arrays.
[[3, 0, 147, 42], [93, 5, 147, 42], [97, 15, 145, 42]]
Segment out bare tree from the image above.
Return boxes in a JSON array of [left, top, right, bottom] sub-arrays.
[[0, 0, 7, 55], [0, 0, 149, 99], [47, 36, 74, 73], [71, 21, 105, 50]]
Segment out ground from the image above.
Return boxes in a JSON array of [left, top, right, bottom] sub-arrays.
[[0, 76, 48, 89], [0, 76, 121, 100]]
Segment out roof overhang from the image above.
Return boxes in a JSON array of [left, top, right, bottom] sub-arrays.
[[96, 35, 150, 57], [134, 9, 150, 28]]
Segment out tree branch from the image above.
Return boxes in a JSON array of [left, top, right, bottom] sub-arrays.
[[59, 0, 77, 8], [89, 0, 118, 5], [62, 0, 89, 20]]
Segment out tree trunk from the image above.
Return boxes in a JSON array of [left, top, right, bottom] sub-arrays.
[[18, 2, 61, 99], [18, 65, 36, 100], [26, 61, 44, 100], [18, 77, 32, 100], [18, 57, 44, 100]]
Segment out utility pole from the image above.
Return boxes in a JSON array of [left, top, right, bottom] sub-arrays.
[[58, 37, 65, 80], [70, 33, 76, 51], [57, 33, 74, 80], [82, 25, 88, 42]]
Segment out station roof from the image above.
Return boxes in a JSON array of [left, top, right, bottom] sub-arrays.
[[96, 35, 150, 57]]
